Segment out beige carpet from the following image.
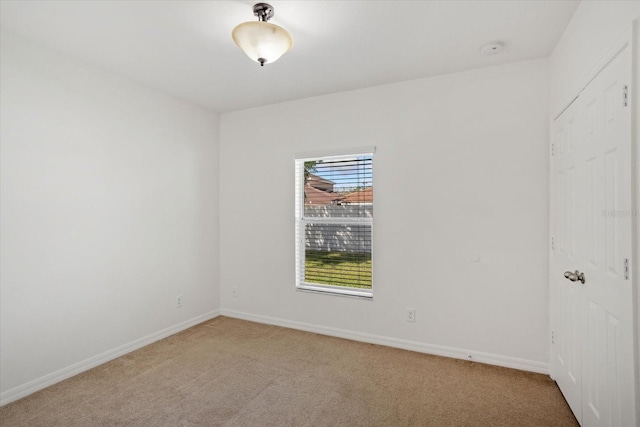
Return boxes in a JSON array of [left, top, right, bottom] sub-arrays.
[[0, 316, 578, 426]]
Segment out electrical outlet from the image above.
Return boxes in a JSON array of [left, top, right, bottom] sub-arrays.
[[406, 308, 416, 323], [232, 287, 238, 298], [176, 295, 183, 308]]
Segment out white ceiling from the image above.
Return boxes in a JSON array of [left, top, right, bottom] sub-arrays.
[[0, 0, 579, 113]]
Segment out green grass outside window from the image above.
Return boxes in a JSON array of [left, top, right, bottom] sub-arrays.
[[304, 250, 372, 289]]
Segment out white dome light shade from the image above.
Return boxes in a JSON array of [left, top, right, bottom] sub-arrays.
[[232, 21, 293, 66]]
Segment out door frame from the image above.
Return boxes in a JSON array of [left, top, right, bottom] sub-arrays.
[[633, 19, 640, 426]]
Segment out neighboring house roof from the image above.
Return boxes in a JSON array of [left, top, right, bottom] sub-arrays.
[[341, 188, 373, 204], [304, 185, 343, 206], [307, 173, 335, 189]]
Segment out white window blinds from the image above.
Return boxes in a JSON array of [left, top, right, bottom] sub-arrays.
[[295, 150, 373, 297]]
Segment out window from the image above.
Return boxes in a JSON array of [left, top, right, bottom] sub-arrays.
[[295, 148, 374, 298]]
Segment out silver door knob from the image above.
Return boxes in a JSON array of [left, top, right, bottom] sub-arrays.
[[564, 270, 585, 284]]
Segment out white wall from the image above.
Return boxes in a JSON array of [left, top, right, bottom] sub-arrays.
[[219, 59, 550, 371], [549, 0, 640, 116], [0, 33, 220, 403]]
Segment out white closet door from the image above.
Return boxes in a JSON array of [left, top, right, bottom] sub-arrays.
[[551, 45, 635, 427]]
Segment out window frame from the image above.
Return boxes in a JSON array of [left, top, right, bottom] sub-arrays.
[[294, 147, 374, 299]]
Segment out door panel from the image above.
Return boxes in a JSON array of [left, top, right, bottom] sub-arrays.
[[604, 148, 618, 275], [584, 299, 604, 422], [586, 158, 597, 265]]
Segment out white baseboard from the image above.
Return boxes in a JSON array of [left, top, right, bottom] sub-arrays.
[[0, 310, 221, 407], [220, 309, 549, 375]]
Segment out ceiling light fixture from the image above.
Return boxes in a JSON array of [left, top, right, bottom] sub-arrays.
[[232, 3, 294, 67]]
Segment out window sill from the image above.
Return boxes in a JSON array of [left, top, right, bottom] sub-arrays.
[[296, 283, 373, 299]]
